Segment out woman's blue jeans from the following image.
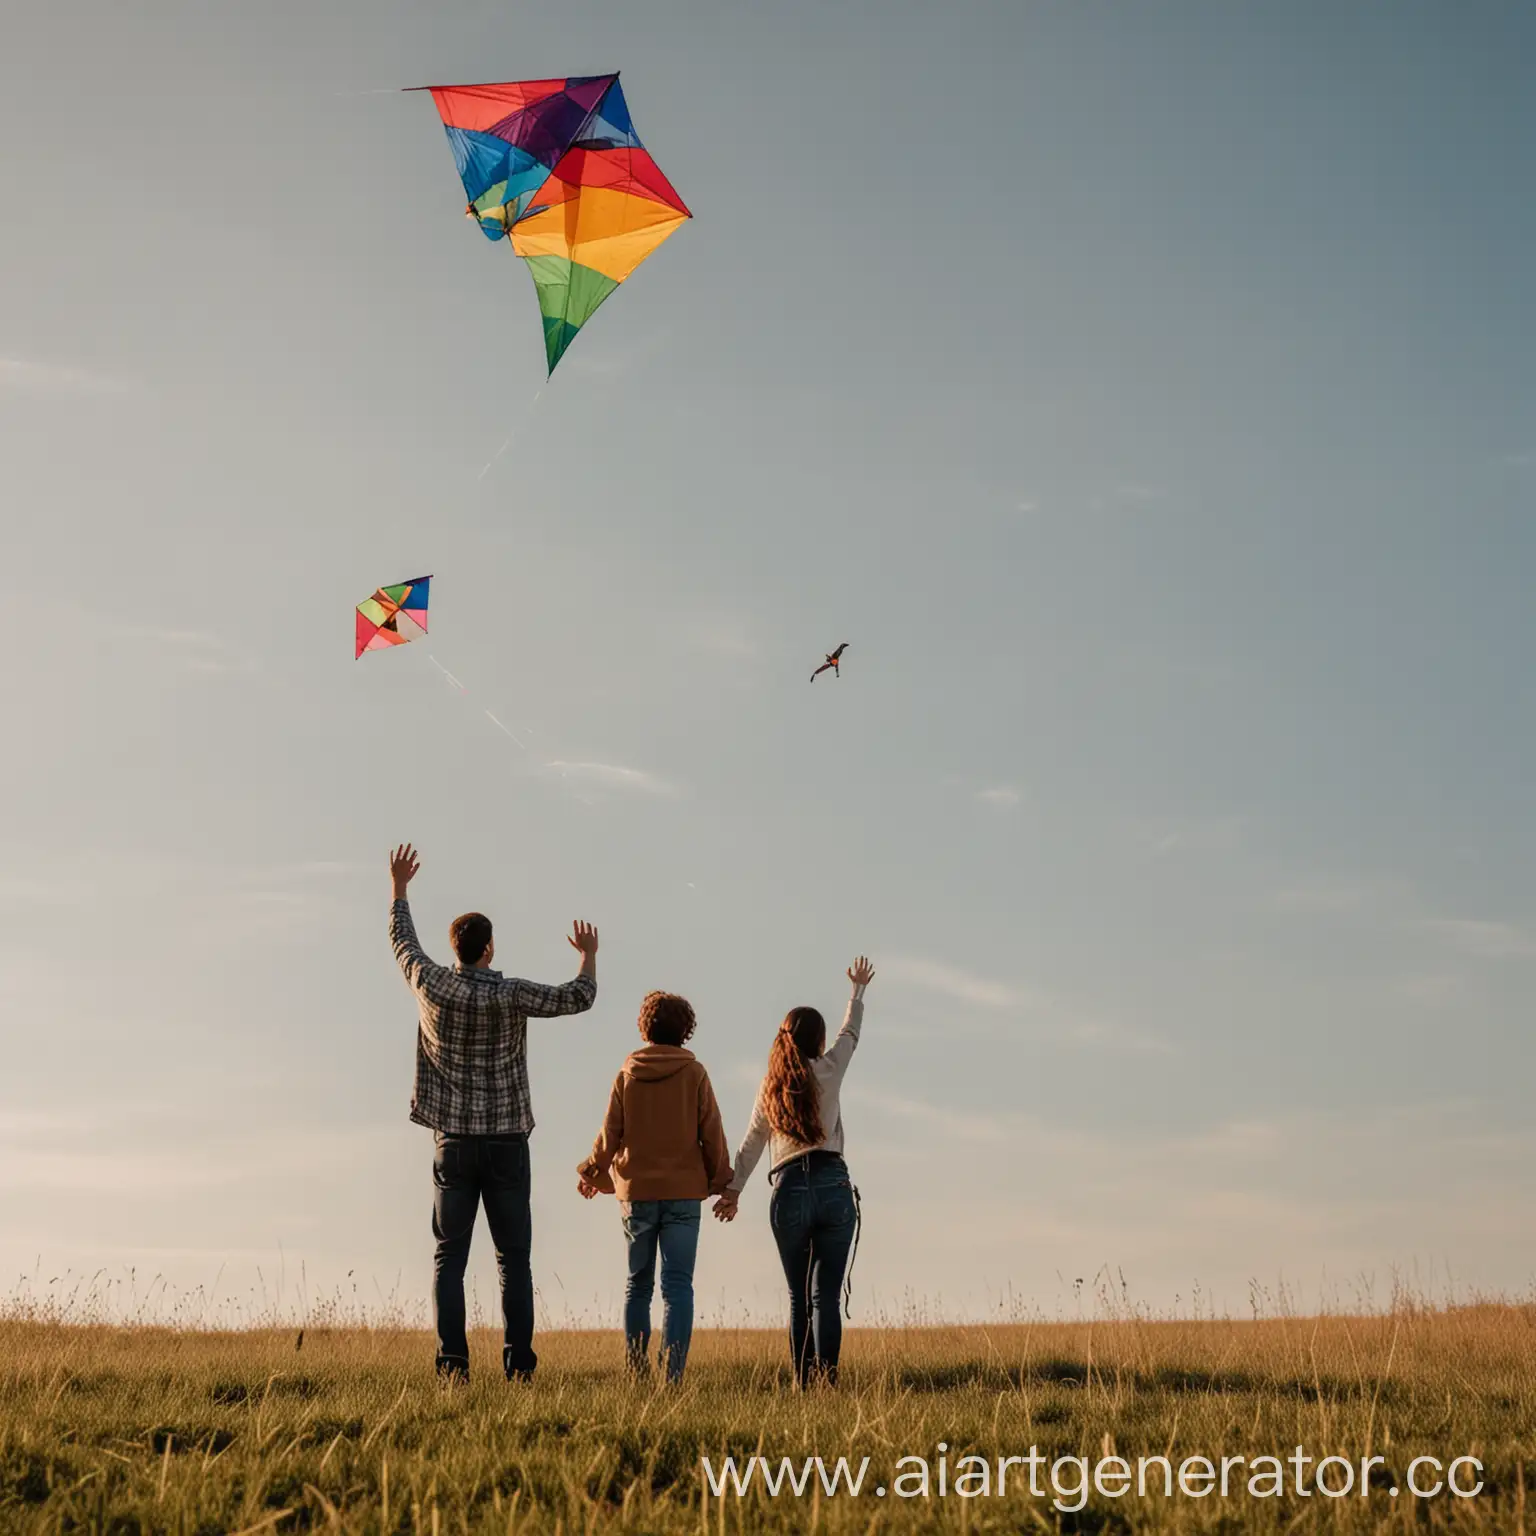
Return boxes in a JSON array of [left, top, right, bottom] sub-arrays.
[[621, 1199, 701, 1381], [769, 1152, 857, 1386]]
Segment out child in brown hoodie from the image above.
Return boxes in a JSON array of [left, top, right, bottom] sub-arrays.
[[577, 991, 732, 1381]]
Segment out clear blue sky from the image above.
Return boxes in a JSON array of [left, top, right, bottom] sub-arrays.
[[3, 0, 1534, 1324]]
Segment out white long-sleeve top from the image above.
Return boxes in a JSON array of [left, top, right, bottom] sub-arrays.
[[727, 985, 865, 1192]]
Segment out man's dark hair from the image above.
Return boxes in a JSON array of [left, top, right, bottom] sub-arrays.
[[638, 991, 696, 1047], [449, 912, 493, 967]]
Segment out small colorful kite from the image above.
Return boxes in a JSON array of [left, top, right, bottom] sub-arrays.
[[412, 73, 691, 373], [356, 577, 431, 659], [810, 643, 849, 682]]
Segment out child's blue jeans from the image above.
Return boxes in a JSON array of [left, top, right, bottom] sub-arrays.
[[620, 1199, 701, 1381]]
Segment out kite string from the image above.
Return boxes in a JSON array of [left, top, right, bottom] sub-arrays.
[[475, 381, 545, 485], [420, 648, 595, 806], [424, 647, 533, 753]]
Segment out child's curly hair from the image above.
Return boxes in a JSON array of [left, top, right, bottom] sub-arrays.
[[638, 991, 696, 1046]]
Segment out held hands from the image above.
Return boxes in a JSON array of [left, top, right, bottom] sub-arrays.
[[577, 1176, 600, 1200], [848, 955, 875, 988], [712, 1190, 739, 1222], [567, 920, 599, 957], [390, 844, 420, 899]]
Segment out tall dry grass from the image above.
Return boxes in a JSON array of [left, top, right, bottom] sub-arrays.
[[3, 1289, 1535, 1532]]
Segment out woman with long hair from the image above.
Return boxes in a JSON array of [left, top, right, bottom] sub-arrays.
[[713, 956, 875, 1386]]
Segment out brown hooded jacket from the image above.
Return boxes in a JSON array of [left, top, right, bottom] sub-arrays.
[[578, 1044, 732, 1201]]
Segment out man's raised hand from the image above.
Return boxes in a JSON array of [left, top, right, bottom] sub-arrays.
[[567, 920, 599, 957], [848, 955, 875, 988], [390, 844, 420, 900]]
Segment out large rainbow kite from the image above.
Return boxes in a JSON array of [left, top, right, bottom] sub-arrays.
[[414, 74, 691, 373]]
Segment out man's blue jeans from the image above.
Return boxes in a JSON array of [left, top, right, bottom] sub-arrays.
[[432, 1132, 536, 1381], [620, 1199, 701, 1382], [769, 1152, 857, 1386]]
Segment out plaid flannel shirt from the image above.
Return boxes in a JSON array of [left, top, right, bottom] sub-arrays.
[[391, 899, 596, 1136]]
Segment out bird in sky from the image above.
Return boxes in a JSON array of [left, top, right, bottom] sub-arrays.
[[810, 643, 849, 682]]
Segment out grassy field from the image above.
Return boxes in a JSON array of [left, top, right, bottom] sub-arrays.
[[3, 1304, 1533, 1533]]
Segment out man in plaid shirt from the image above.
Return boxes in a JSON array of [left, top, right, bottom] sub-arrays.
[[389, 843, 598, 1382]]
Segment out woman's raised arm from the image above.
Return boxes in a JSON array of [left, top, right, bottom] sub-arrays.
[[824, 955, 874, 1072]]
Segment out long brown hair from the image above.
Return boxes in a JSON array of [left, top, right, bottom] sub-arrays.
[[762, 1007, 827, 1147]]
